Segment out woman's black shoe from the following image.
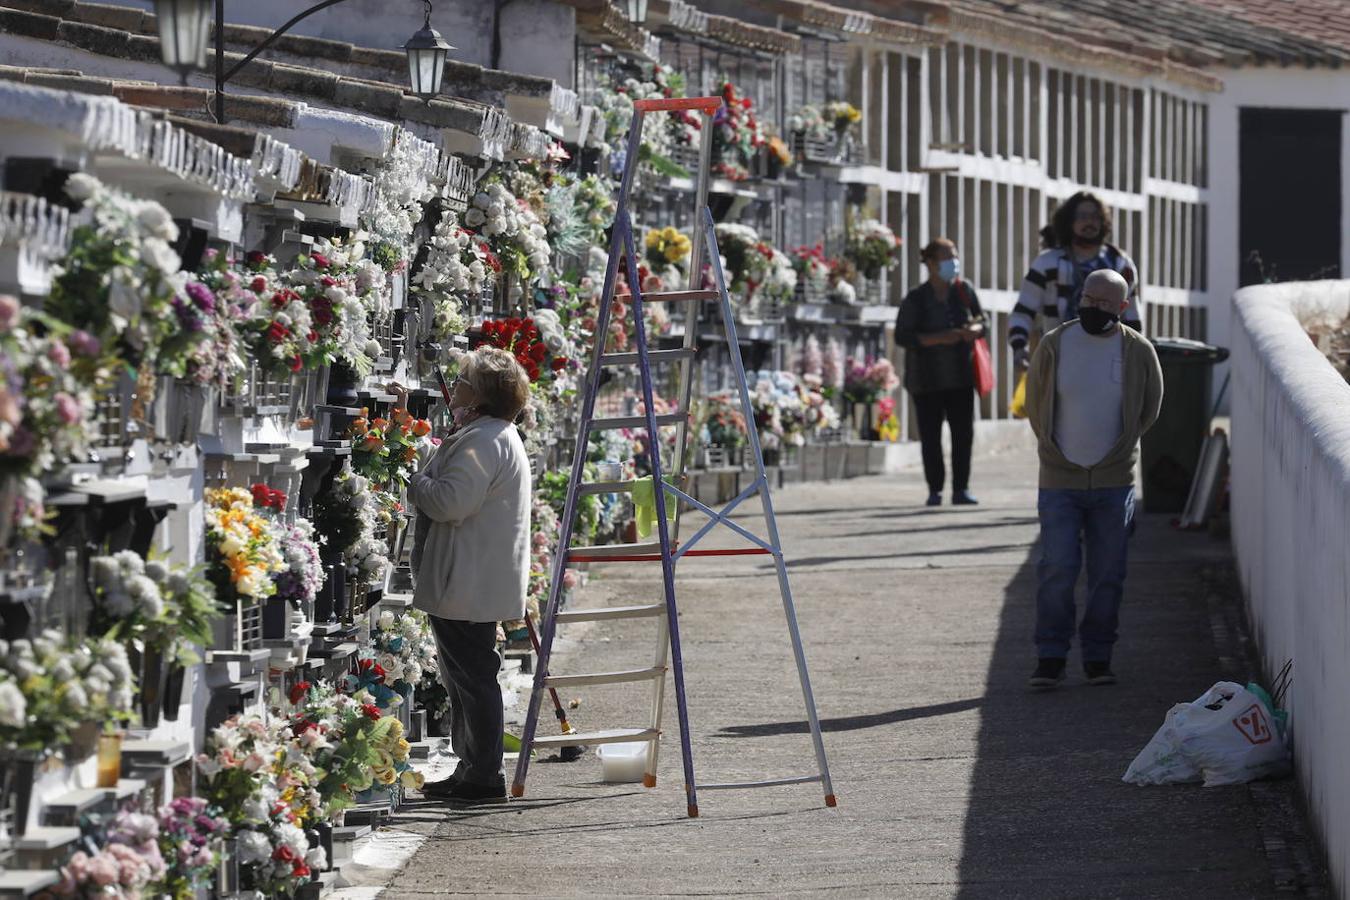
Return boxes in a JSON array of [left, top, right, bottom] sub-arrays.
[[440, 778, 508, 804]]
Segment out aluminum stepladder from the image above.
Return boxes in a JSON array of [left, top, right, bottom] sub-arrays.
[[510, 96, 835, 817]]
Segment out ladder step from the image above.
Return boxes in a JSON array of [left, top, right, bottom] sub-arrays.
[[588, 412, 685, 431], [568, 541, 665, 560], [600, 348, 697, 367], [640, 290, 718, 303], [532, 727, 658, 748], [543, 665, 665, 687], [575, 480, 636, 495], [554, 603, 665, 623]]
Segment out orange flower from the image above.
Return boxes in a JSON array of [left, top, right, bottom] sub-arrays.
[[359, 407, 369, 418], [372, 417, 389, 432], [350, 418, 368, 435], [227, 555, 250, 583], [402, 446, 418, 462], [296, 417, 314, 431], [361, 435, 385, 452], [412, 420, 431, 437]]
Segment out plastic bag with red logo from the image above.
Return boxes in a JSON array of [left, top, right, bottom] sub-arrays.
[[1123, 681, 1290, 787]]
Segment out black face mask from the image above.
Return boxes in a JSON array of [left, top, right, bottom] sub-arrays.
[[1078, 307, 1119, 335]]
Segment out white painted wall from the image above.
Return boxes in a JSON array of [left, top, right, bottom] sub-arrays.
[[1206, 68, 1350, 398], [1230, 278, 1350, 897], [101, 0, 576, 85]]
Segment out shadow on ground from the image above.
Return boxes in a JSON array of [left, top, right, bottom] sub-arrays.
[[954, 513, 1312, 899]]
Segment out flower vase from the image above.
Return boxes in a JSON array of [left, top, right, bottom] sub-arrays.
[[145, 374, 176, 442], [162, 662, 187, 722], [183, 383, 216, 440], [95, 731, 123, 788], [326, 360, 361, 408], [216, 839, 242, 895], [315, 548, 346, 624], [262, 597, 290, 640], [66, 721, 101, 762], [0, 476, 15, 553], [139, 644, 167, 729], [310, 824, 334, 873], [408, 708, 427, 743], [1, 751, 40, 837], [425, 710, 450, 737], [762, 447, 781, 467]]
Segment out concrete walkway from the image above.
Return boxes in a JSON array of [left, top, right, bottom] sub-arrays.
[[380, 446, 1326, 898]]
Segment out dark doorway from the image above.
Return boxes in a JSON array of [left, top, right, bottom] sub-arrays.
[[1239, 108, 1342, 286]]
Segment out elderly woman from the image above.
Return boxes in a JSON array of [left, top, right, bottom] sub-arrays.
[[895, 237, 986, 507], [405, 347, 532, 804]]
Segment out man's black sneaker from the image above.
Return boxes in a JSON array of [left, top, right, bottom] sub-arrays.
[[439, 778, 508, 805], [926, 492, 942, 507], [952, 490, 980, 505], [1084, 661, 1118, 686], [1028, 657, 1067, 689]]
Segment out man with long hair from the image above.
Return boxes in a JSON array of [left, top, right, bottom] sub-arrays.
[[1010, 192, 1143, 370]]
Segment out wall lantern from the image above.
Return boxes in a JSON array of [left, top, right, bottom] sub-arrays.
[[404, 0, 455, 101], [153, 0, 456, 120], [153, 0, 212, 82]]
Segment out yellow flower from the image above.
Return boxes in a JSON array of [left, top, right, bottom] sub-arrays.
[[400, 769, 426, 790]]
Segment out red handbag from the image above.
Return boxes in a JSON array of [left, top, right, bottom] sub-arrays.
[[972, 337, 994, 397], [954, 281, 994, 397]]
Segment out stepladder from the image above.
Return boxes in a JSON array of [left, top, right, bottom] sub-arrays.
[[510, 96, 836, 817]]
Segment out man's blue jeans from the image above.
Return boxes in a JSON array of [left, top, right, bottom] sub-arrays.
[[1035, 486, 1135, 662]]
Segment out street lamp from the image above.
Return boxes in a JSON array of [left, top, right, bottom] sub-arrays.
[[153, 0, 212, 82], [403, 0, 455, 101], [624, 0, 649, 26], [152, 0, 455, 121]]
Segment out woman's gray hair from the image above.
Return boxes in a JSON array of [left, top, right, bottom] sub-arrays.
[[463, 346, 531, 421]]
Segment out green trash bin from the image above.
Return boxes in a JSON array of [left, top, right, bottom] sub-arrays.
[[1140, 337, 1229, 514]]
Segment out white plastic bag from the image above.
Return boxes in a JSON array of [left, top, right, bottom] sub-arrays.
[[1123, 681, 1290, 787], [1122, 703, 1201, 785]]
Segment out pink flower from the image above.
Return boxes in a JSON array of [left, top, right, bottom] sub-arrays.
[[0, 388, 20, 429], [54, 392, 81, 425], [562, 569, 579, 590], [88, 853, 119, 886], [0, 295, 18, 333], [47, 341, 71, 369], [7, 427, 34, 457], [68, 330, 101, 357]]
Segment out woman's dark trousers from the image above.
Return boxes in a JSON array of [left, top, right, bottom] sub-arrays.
[[913, 388, 975, 495]]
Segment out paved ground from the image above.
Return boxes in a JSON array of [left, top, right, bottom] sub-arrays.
[[377, 445, 1326, 898]]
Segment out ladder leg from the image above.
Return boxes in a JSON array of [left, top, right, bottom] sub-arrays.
[[700, 207, 836, 808], [620, 216, 699, 818], [645, 105, 714, 794], [641, 606, 670, 788], [512, 199, 628, 799]]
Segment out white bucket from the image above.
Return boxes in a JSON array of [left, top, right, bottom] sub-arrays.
[[596, 741, 649, 783]]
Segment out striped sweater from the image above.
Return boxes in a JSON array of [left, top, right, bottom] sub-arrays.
[[1009, 243, 1143, 351]]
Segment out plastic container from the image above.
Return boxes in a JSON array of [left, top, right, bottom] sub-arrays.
[[596, 460, 623, 481], [596, 741, 649, 783]]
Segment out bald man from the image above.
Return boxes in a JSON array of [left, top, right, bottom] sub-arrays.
[[1023, 269, 1163, 689]]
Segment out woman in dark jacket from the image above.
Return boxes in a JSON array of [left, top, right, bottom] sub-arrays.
[[895, 237, 986, 507]]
